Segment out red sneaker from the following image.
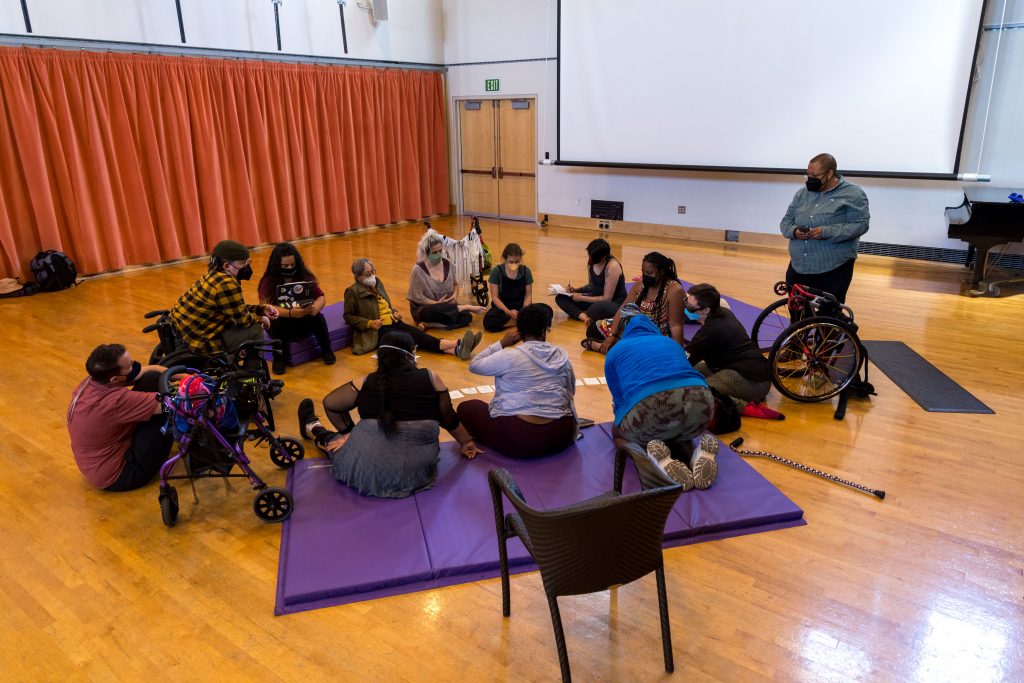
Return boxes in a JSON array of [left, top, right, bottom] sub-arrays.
[[742, 402, 786, 420]]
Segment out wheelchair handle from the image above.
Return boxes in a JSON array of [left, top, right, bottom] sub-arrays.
[[142, 324, 159, 334], [144, 309, 170, 319], [158, 365, 189, 396]]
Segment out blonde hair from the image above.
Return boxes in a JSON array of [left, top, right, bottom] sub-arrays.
[[416, 228, 445, 263]]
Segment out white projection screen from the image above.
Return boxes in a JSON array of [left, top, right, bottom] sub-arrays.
[[558, 0, 987, 177]]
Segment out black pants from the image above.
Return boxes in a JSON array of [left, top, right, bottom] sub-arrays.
[[104, 372, 174, 492], [786, 258, 856, 306], [483, 300, 525, 332], [269, 313, 332, 360], [556, 296, 621, 322], [381, 320, 443, 353], [456, 400, 577, 459], [415, 302, 472, 330]]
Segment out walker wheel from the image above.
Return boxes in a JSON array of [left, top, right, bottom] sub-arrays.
[[159, 485, 179, 528], [269, 436, 305, 469], [253, 487, 293, 523]]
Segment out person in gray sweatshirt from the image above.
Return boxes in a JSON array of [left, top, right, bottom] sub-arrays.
[[457, 304, 578, 458]]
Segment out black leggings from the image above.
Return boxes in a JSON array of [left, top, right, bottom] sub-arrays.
[[269, 313, 332, 359], [556, 296, 621, 323], [785, 258, 856, 306], [456, 399, 577, 459], [415, 302, 472, 329], [381, 320, 443, 354]]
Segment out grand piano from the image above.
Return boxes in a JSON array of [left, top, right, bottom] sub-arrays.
[[945, 187, 1024, 296]]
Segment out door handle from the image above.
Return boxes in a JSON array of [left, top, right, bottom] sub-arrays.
[[491, 166, 497, 179], [498, 166, 504, 179]]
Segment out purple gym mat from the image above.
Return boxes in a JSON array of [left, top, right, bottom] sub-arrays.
[[275, 424, 804, 615]]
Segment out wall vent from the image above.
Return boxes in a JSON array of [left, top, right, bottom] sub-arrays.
[[857, 241, 1024, 270]]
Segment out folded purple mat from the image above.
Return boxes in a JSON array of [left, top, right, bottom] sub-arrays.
[[276, 424, 804, 615]]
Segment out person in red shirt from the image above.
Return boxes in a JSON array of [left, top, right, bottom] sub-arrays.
[[68, 344, 173, 491]]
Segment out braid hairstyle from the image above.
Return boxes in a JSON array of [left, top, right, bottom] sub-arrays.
[[375, 331, 416, 435], [637, 252, 679, 331]]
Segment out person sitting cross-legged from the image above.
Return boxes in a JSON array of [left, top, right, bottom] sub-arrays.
[[297, 331, 483, 499], [684, 283, 784, 420], [458, 304, 578, 459], [345, 258, 482, 360]]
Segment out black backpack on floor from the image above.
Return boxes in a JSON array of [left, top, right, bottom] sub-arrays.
[[30, 250, 77, 292]]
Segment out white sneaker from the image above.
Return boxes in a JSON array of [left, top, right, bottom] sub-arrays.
[[647, 439, 694, 491], [689, 434, 720, 490]]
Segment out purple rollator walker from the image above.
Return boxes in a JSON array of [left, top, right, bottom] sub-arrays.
[[155, 363, 303, 527]]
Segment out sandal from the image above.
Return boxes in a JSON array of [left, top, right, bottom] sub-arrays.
[[580, 339, 601, 352]]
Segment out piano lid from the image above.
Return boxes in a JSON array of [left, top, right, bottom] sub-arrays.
[[964, 186, 1023, 204]]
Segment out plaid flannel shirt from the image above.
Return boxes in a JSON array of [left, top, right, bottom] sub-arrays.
[[169, 270, 263, 355]]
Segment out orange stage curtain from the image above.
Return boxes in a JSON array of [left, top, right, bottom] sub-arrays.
[[0, 47, 449, 278]]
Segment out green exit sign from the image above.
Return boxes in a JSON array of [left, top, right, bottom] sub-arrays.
[[485, 79, 500, 92]]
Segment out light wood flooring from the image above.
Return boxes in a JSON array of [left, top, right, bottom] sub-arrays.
[[1, 216, 1022, 681]]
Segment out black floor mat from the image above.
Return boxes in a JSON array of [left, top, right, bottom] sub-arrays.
[[862, 341, 993, 414]]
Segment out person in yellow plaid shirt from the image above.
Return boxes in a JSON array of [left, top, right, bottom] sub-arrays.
[[169, 240, 279, 356]]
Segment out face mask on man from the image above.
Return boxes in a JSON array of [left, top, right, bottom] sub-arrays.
[[119, 360, 142, 384], [805, 174, 828, 192], [641, 274, 658, 289], [235, 264, 254, 281], [428, 252, 443, 266], [362, 275, 377, 288], [684, 301, 702, 313]]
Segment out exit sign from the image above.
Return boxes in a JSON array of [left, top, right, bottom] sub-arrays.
[[485, 79, 500, 92]]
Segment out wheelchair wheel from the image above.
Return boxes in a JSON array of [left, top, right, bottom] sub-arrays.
[[750, 298, 792, 351], [269, 436, 305, 469], [159, 485, 179, 528], [253, 487, 293, 523], [768, 316, 863, 402]]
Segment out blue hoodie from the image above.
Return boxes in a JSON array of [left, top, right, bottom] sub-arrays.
[[604, 315, 706, 425]]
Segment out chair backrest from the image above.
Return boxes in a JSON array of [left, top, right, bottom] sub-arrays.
[[499, 450, 683, 597]]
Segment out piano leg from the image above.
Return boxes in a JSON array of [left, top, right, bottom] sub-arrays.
[[969, 245, 990, 294]]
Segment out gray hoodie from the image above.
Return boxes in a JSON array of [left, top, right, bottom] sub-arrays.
[[467, 341, 577, 419]]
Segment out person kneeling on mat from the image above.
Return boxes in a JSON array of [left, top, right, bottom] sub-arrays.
[[345, 258, 482, 360], [684, 283, 785, 420], [458, 304, 578, 458], [68, 344, 173, 492], [605, 306, 719, 491], [297, 331, 483, 499]]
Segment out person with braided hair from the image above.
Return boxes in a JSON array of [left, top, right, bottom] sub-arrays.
[[296, 331, 482, 498], [583, 251, 685, 353]]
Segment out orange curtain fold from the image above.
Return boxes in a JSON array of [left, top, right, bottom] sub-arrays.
[[0, 47, 450, 278]]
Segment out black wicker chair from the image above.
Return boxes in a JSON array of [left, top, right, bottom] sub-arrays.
[[488, 443, 684, 682]]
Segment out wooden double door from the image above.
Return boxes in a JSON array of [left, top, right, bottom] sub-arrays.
[[459, 98, 536, 221]]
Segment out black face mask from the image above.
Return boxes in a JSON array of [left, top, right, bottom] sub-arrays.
[[280, 266, 297, 277], [641, 274, 658, 289], [805, 176, 824, 192], [235, 264, 254, 281], [125, 360, 142, 384]]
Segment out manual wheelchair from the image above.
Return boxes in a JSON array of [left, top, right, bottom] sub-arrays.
[[750, 282, 873, 419]]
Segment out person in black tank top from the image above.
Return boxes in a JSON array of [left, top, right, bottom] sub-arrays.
[[296, 331, 483, 498], [556, 238, 627, 325]]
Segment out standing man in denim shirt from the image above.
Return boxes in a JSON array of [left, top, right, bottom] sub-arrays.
[[780, 153, 870, 303]]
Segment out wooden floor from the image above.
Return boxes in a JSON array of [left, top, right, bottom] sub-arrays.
[[2, 216, 1022, 681]]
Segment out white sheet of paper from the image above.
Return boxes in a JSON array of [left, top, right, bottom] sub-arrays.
[[583, 377, 600, 385], [460, 387, 479, 395], [449, 390, 464, 399], [598, 376, 607, 384], [476, 385, 494, 394]]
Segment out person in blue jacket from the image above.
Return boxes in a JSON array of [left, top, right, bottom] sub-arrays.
[[604, 305, 719, 490]]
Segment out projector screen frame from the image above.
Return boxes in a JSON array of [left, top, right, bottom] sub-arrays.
[[554, 0, 990, 181]]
